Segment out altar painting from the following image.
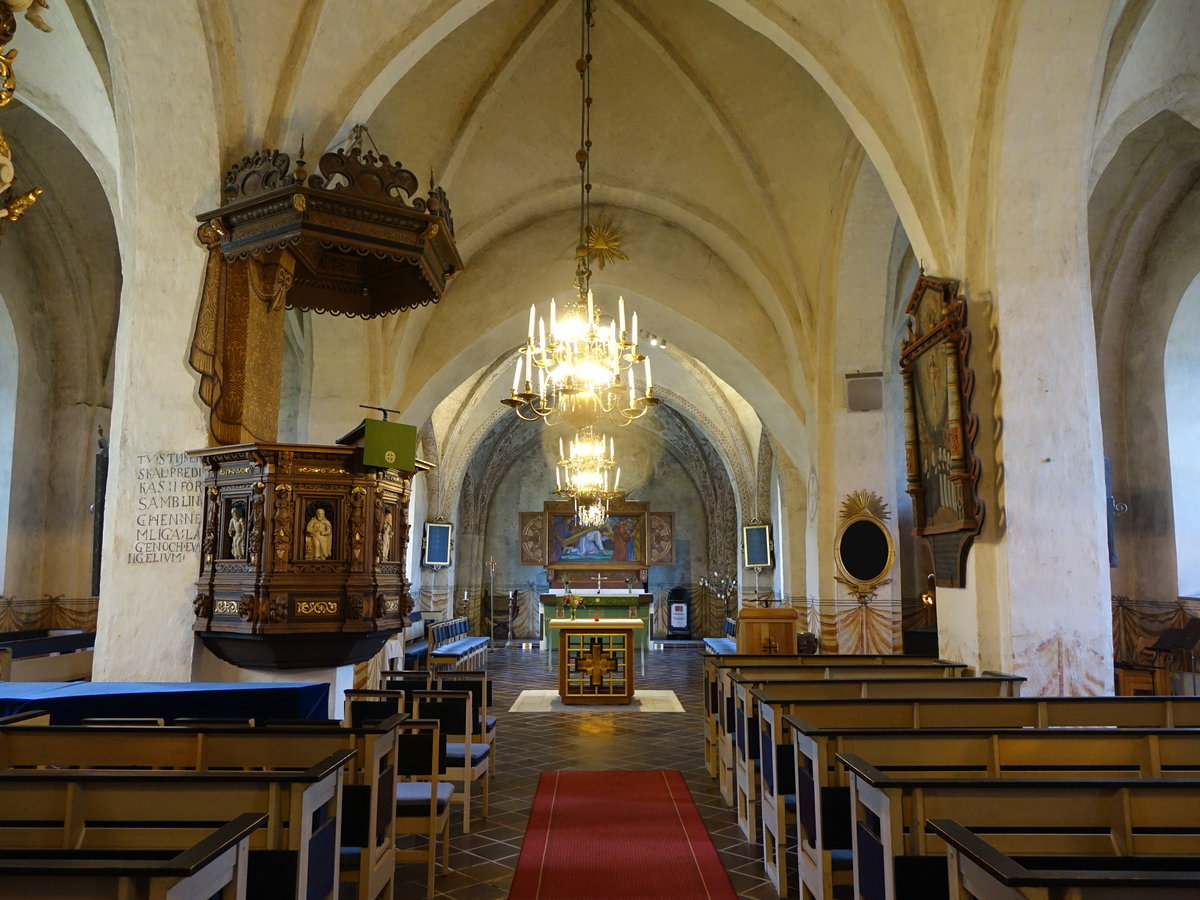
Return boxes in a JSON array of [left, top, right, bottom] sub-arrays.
[[549, 514, 646, 566]]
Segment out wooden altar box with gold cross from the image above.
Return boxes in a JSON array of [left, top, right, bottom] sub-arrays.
[[736, 607, 799, 655], [552, 618, 643, 704]]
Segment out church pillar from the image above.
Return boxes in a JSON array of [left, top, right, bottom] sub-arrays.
[[92, 3, 219, 680], [938, 2, 1113, 694]]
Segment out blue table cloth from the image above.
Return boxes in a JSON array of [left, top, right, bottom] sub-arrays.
[[0, 681, 330, 724]]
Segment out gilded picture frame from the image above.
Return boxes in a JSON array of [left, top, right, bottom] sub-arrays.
[[543, 500, 649, 571], [899, 273, 983, 587]]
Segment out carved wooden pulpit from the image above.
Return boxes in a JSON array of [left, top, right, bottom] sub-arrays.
[[188, 442, 430, 668]]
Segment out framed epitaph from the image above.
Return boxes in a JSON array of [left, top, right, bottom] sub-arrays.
[[742, 524, 773, 568], [899, 273, 983, 587], [423, 521, 453, 569]]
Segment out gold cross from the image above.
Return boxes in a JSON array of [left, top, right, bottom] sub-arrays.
[[573, 638, 617, 687]]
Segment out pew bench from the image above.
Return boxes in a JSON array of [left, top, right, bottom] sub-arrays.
[[727, 663, 976, 838], [428, 617, 489, 671], [0, 811, 265, 900], [702, 618, 737, 655], [721, 667, 1012, 833], [930, 817, 1200, 900], [844, 758, 1200, 900], [0, 630, 95, 682], [777, 699, 1200, 900], [729, 674, 1023, 896], [0, 717, 403, 900], [699, 653, 971, 780], [0, 750, 353, 900]]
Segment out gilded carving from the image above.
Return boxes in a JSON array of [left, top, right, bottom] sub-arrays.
[[268, 596, 287, 623], [202, 487, 219, 566], [192, 593, 212, 618], [273, 484, 293, 561], [296, 600, 339, 617], [248, 482, 265, 565], [381, 596, 400, 616], [238, 594, 254, 621], [214, 599, 238, 617], [349, 486, 365, 564], [347, 594, 365, 619]]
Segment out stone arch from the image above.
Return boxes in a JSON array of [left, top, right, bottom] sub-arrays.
[[1165, 273, 1200, 597], [0, 294, 16, 592]]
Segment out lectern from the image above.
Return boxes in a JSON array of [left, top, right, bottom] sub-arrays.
[[736, 606, 799, 655]]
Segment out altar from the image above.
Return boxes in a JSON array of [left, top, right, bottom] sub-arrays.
[[551, 618, 644, 704], [540, 593, 653, 650]]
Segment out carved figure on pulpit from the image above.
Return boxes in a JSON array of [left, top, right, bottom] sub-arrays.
[[227, 505, 246, 559], [2, 0, 52, 33], [377, 510, 393, 562], [306, 507, 332, 559]]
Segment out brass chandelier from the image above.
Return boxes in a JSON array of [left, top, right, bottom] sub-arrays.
[[501, 0, 660, 430], [553, 426, 622, 526]]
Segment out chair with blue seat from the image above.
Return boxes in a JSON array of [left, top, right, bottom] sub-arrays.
[[436, 671, 497, 777], [394, 718, 452, 900], [412, 689, 490, 834]]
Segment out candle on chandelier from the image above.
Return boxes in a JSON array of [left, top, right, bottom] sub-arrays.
[[550, 298, 556, 337], [614, 467, 621, 489], [559, 437, 565, 459], [556, 467, 561, 490], [631, 311, 638, 349], [512, 355, 522, 392], [539, 316, 546, 349], [587, 290, 594, 329], [538, 366, 545, 399], [645, 356, 652, 391], [528, 304, 536, 341], [619, 296, 626, 335], [609, 436, 614, 457]]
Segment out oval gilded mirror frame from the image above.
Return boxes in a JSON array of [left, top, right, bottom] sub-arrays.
[[834, 491, 895, 602]]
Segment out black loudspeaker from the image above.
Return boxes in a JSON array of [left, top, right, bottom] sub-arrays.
[[845, 373, 883, 411]]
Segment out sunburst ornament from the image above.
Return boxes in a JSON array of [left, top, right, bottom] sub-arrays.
[[839, 490, 890, 522], [586, 214, 628, 270]]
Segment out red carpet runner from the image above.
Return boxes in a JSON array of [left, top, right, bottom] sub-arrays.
[[508, 770, 739, 899]]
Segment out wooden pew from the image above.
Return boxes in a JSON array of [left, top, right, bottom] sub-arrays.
[[776, 698, 1200, 899], [724, 669, 1018, 841], [724, 676, 1023, 896], [700, 653, 970, 780], [929, 816, 1200, 899], [0, 718, 402, 900], [843, 759, 1200, 900], [0, 630, 95, 681], [0, 811, 265, 900], [0, 750, 353, 900]]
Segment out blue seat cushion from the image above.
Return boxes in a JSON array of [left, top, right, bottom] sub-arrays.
[[446, 742, 491, 765], [395, 781, 454, 813], [703, 638, 737, 654], [434, 637, 488, 657], [484, 714, 497, 731], [830, 849, 854, 867]]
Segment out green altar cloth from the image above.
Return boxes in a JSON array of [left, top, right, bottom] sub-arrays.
[[539, 594, 652, 650]]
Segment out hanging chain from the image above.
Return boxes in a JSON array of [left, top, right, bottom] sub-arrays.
[[574, 0, 594, 302]]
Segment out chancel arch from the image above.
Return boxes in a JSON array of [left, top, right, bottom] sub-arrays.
[[0, 293, 15, 591]]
